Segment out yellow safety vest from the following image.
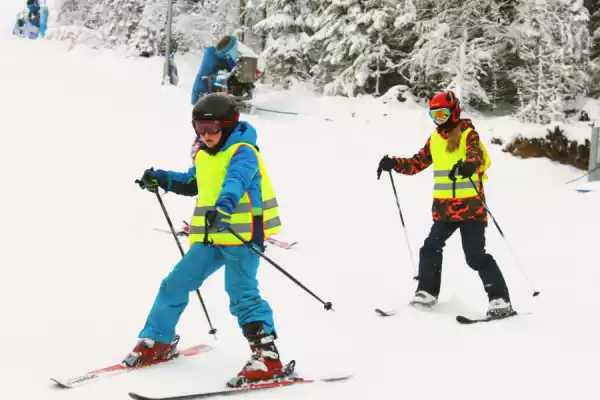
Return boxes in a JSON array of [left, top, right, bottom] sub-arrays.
[[430, 127, 491, 199], [188, 143, 281, 246]]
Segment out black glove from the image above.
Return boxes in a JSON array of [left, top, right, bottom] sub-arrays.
[[377, 156, 398, 179], [205, 208, 232, 232], [457, 161, 477, 179], [135, 168, 167, 192]]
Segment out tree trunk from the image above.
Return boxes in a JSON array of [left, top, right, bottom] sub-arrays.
[[456, 22, 468, 101]]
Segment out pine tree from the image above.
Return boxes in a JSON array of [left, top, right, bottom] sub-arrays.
[[398, 0, 506, 107], [98, 0, 145, 49], [252, 0, 315, 88], [306, 0, 399, 96], [53, 0, 241, 56], [510, 0, 590, 124], [359, 0, 403, 95], [588, 0, 600, 95]]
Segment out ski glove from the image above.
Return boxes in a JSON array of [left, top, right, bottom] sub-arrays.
[[139, 168, 168, 192], [377, 155, 398, 179], [206, 207, 232, 232], [457, 161, 477, 179]]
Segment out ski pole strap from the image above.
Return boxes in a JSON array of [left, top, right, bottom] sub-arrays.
[[448, 160, 463, 198]]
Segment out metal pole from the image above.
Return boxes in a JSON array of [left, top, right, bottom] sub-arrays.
[[162, 0, 174, 85], [590, 126, 600, 182]]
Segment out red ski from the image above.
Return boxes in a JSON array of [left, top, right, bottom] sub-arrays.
[[128, 375, 352, 400], [51, 344, 213, 389]]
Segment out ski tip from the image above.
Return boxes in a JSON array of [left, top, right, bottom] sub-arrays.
[[456, 311, 518, 324], [375, 308, 395, 317], [322, 374, 353, 382], [50, 378, 72, 389], [129, 392, 164, 400], [455, 315, 476, 324], [128, 393, 154, 400]]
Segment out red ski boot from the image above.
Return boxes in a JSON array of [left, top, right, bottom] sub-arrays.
[[226, 323, 285, 388], [122, 335, 180, 367]]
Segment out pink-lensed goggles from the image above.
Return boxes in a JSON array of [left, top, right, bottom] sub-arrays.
[[193, 120, 223, 135]]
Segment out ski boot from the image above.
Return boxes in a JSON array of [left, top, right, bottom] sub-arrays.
[[486, 298, 515, 318], [122, 334, 180, 367], [409, 290, 438, 308], [226, 322, 287, 388]]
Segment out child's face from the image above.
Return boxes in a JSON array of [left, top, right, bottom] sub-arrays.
[[199, 131, 222, 148]]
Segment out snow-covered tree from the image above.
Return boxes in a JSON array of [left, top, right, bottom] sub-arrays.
[[588, 0, 600, 95], [51, 0, 145, 51], [52, 0, 241, 56], [306, 0, 399, 96], [510, 0, 590, 124], [252, 0, 315, 88], [398, 0, 506, 107]]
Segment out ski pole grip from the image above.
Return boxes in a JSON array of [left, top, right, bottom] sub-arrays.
[[449, 160, 463, 181]]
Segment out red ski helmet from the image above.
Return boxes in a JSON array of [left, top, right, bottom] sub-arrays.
[[429, 91, 461, 127]]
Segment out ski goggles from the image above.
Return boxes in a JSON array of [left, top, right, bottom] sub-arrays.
[[429, 108, 451, 125], [193, 120, 223, 135]]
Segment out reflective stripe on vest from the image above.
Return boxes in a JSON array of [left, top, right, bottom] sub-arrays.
[[188, 143, 281, 246], [429, 127, 491, 199]]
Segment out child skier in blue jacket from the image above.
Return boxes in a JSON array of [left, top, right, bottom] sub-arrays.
[[124, 94, 285, 388]]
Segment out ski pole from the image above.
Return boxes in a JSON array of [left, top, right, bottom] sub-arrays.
[[463, 172, 541, 297], [135, 179, 219, 336], [386, 171, 419, 280], [227, 227, 334, 311]]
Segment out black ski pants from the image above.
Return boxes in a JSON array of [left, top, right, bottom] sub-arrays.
[[416, 220, 510, 302]]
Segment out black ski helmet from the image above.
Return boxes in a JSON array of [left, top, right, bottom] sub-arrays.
[[192, 94, 239, 123]]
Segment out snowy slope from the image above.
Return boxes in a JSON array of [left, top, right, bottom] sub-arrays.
[[2, 8, 600, 400]]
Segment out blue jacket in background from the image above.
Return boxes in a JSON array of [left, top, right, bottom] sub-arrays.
[[27, 3, 40, 15], [40, 6, 48, 37], [191, 37, 240, 105], [13, 13, 39, 39]]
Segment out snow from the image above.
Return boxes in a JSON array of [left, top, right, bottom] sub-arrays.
[[2, 2, 600, 399], [475, 114, 595, 144]]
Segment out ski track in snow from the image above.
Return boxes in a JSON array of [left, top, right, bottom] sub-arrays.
[[2, 1, 600, 399]]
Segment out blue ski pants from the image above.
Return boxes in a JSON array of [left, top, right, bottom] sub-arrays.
[[139, 243, 275, 344]]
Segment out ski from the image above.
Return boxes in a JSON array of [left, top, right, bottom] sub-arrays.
[[51, 344, 213, 389], [375, 302, 432, 317], [375, 308, 397, 317], [128, 375, 352, 400], [266, 237, 298, 250], [153, 223, 297, 250], [153, 228, 188, 237], [456, 311, 518, 325]]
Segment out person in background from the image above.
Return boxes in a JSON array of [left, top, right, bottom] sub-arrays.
[[191, 35, 262, 105], [12, 14, 27, 38]]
